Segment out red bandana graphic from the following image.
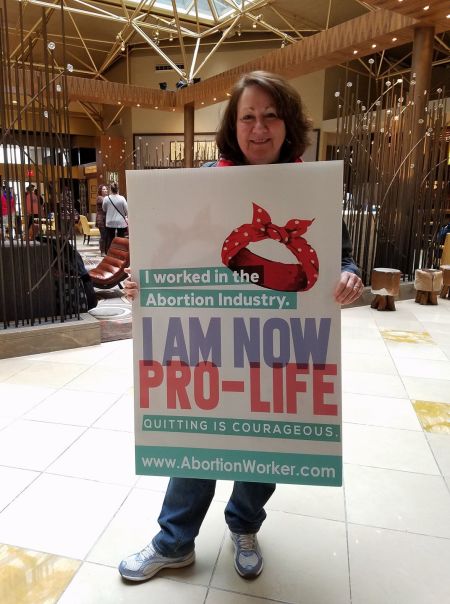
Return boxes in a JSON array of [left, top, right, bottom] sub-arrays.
[[221, 203, 319, 292]]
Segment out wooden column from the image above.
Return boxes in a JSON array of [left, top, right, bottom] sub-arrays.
[[184, 102, 195, 168], [410, 26, 434, 149], [407, 26, 435, 259]]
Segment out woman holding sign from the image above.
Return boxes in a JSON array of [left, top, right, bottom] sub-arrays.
[[120, 71, 363, 582]]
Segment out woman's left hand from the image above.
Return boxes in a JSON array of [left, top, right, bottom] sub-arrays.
[[334, 271, 364, 305]]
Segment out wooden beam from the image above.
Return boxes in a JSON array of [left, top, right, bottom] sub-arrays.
[[362, 0, 450, 33], [67, 74, 177, 109]]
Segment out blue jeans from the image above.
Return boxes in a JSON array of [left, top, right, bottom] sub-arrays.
[[152, 478, 276, 557]]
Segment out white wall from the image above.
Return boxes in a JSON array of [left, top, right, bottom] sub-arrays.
[[129, 45, 326, 136]]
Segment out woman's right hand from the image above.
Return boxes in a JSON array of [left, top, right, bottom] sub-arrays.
[[123, 267, 139, 301]]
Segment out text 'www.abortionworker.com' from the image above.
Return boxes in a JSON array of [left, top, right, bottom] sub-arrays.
[[140, 455, 337, 479]]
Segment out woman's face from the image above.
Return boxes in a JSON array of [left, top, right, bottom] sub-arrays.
[[236, 85, 286, 165], [101, 186, 108, 196]]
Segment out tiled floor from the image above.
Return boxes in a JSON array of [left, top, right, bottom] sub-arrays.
[[1, 299, 450, 604]]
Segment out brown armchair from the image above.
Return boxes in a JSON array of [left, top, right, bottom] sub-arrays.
[[88, 237, 130, 289]]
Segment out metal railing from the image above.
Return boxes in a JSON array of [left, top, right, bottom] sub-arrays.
[[0, 0, 82, 328], [335, 75, 449, 284]]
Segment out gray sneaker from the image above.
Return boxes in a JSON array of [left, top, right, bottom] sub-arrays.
[[118, 542, 195, 582], [230, 532, 263, 578]]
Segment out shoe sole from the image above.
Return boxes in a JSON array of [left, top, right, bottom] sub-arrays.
[[120, 551, 195, 582]]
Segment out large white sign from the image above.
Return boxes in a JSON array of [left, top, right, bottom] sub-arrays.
[[127, 161, 343, 486]]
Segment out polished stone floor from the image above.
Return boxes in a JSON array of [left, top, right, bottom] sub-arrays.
[[0, 299, 449, 604]]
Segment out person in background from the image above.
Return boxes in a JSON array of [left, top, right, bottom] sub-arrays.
[[102, 182, 128, 254], [25, 183, 39, 228], [119, 71, 363, 584], [96, 184, 108, 255], [1, 184, 16, 240], [36, 186, 46, 215]]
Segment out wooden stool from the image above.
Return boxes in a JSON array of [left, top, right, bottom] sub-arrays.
[[440, 265, 450, 300], [370, 268, 401, 311], [414, 269, 443, 305]]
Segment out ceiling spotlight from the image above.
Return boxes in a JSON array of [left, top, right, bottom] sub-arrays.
[[371, 43, 377, 48], [169, 34, 174, 41], [423, 5, 429, 10], [237, 26, 241, 37], [120, 41, 125, 52], [252, 15, 262, 29], [353, 50, 358, 54], [159, 82, 168, 90], [392, 37, 398, 42]]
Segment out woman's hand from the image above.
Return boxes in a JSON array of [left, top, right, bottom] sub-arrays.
[[123, 267, 139, 301], [334, 271, 364, 305]]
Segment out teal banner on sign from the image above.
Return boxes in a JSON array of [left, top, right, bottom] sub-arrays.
[[141, 414, 340, 441], [136, 446, 342, 486]]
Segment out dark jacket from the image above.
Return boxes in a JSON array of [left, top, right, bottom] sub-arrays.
[[341, 221, 360, 276]]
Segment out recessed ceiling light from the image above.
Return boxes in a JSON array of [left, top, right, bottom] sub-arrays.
[[392, 37, 398, 42], [136, 103, 140, 107], [154, 106, 158, 109], [118, 101, 121, 105], [213, 97, 217, 101], [353, 50, 358, 54], [423, 5, 429, 10], [371, 44, 377, 48]]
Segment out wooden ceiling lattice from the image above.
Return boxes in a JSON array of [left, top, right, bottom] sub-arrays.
[[67, 8, 420, 109], [5, 0, 449, 122]]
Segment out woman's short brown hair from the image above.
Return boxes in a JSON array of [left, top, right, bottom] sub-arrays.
[[110, 182, 119, 194], [216, 71, 312, 165], [98, 184, 108, 196]]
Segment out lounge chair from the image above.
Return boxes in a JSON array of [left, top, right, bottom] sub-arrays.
[[88, 236, 130, 289]]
